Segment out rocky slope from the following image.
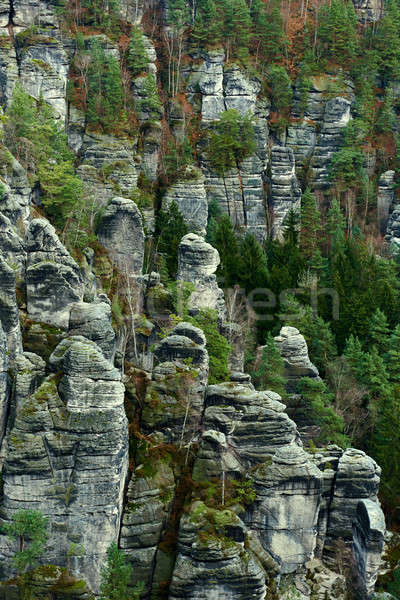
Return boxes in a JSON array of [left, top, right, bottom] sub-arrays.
[[0, 0, 394, 598]]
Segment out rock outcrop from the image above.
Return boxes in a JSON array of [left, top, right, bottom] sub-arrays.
[[177, 233, 226, 318], [269, 146, 302, 239], [377, 170, 395, 233], [25, 219, 84, 329], [275, 326, 320, 391], [97, 197, 144, 279], [163, 168, 208, 235], [250, 445, 323, 573], [385, 204, 400, 251], [353, 499, 385, 598], [0, 337, 128, 591], [0, 255, 22, 358]]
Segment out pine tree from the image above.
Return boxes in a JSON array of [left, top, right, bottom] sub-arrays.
[[317, 0, 358, 64], [251, 0, 285, 62], [368, 309, 390, 354], [344, 334, 365, 377], [87, 39, 123, 131], [128, 26, 149, 76], [213, 215, 240, 288], [374, 0, 400, 85], [221, 0, 252, 62], [2, 510, 48, 574], [300, 188, 321, 262], [192, 0, 220, 47], [386, 325, 400, 383], [155, 201, 188, 279], [237, 233, 269, 293], [100, 542, 143, 600], [326, 199, 346, 255]]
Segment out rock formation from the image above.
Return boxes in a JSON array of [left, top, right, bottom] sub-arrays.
[[97, 197, 144, 279], [177, 233, 226, 318]]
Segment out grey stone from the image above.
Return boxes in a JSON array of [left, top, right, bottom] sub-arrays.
[[0, 255, 22, 358], [177, 233, 226, 318], [353, 499, 385, 598], [163, 168, 208, 235], [377, 171, 395, 233], [269, 146, 301, 239], [97, 197, 144, 278], [250, 445, 323, 573], [26, 219, 84, 329], [275, 326, 320, 392]]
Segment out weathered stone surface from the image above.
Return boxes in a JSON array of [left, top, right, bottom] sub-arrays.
[[385, 203, 400, 251], [25, 219, 84, 329], [68, 299, 115, 361], [163, 168, 208, 235], [6, 351, 45, 436], [275, 326, 320, 392], [0, 213, 26, 275], [177, 233, 226, 318], [120, 463, 175, 597], [250, 445, 323, 573], [324, 448, 381, 562], [0, 322, 8, 453], [0, 148, 31, 227], [0, 38, 19, 106], [97, 197, 144, 278], [269, 146, 301, 239], [142, 324, 209, 443], [377, 171, 395, 233], [17, 31, 69, 119], [169, 502, 267, 600], [352, 0, 383, 21], [205, 382, 299, 466], [306, 559, 346, 600], [0, 255, 22, 358], [76, 133, 138, 207], [310, 97, 352, 189], [0, 565, 92, 600], [0, 337, 128, 592], [353, 499, 385, 598]]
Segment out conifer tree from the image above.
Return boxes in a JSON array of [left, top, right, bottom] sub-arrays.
[[344, 334, 365, 377], [369, 309, 390, 354], [300, 188, 321, 262], [386, 325, 400, 383], [213, 215, 240, 288], [155, 202, 188, 279], [237, 233, 269, 293], [374, 0, 400, 85], [222, 0, 252, 62], [192, 0, 220, 47], [128, 26, 149, 76], [326, 199, 346, 255]]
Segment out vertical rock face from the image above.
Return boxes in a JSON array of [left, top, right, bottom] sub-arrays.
[[97, 197, 145, 279], [0, 150, 31, 227], [251, 445, 323, 573], [25, 219, 84, 329], [177, 233, 226, 318], [0, 337, 128, 592], [353, 499, 385, 598], [377, 171, 395, 233], [0, 214, 26, 275], [351, 0, 383, 21], [0, 255, 22, 358], [310, 97, 352, 189], [163, 168, 208, 235], [68, 300, 116, 361], [76, 134, 139, 207], [385, 204, 400, 251], [119, 464, 175, 598], [269, 146, 302, 239], [205, 382, 299, 466], [0, 322, 8, 452], [323, 449, 381, 561]]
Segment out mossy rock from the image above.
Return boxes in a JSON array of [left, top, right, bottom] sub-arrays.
[[22, 321, 64, 362]]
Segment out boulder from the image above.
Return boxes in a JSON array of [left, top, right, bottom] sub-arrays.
[[0, 337, 128, 592]]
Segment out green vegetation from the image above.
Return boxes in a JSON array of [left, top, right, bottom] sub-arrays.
[[2, 510, 48, 574], [190, 309, 231, 384], [5, 85, 84, 232], [206, 110, 255, 176], [100, 542, 143, 600]]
